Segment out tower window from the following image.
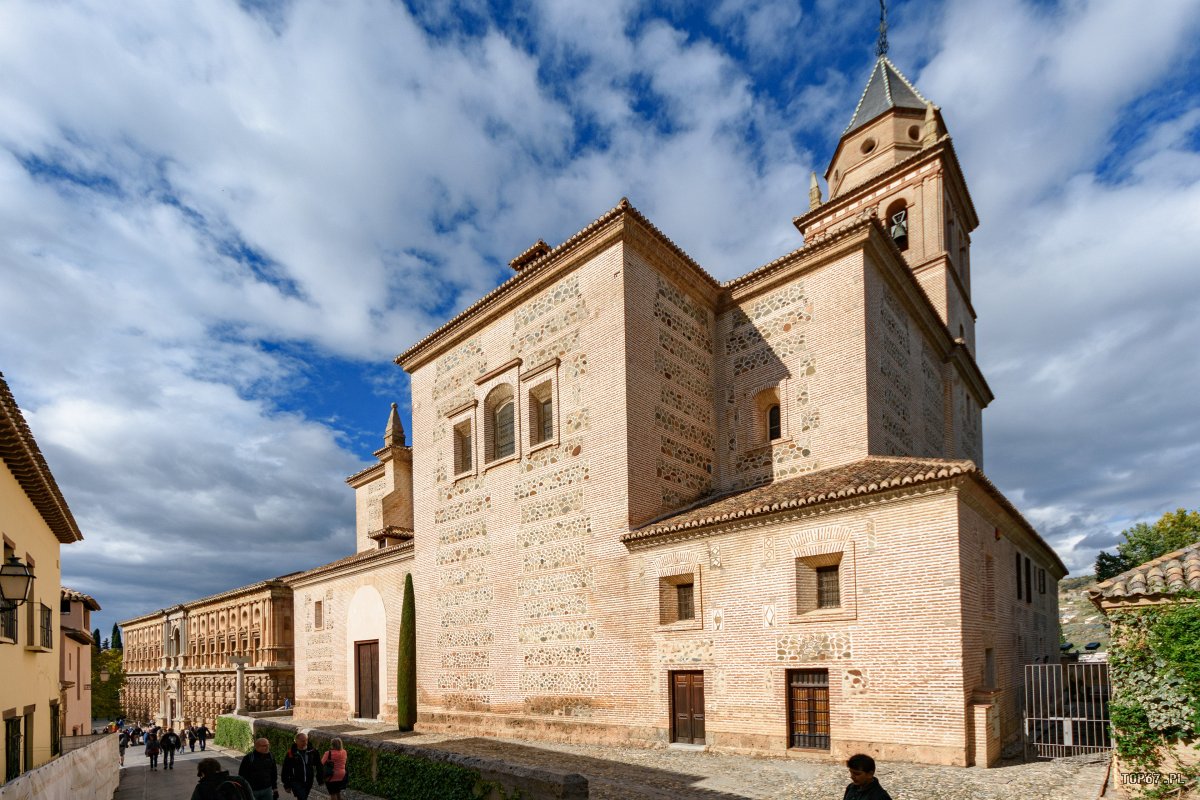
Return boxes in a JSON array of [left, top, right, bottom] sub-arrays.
[[528, 380, 554, 446], [767, 404, 782, 440], [453, 419, 473, 474], [816, 566, 840, 608], [885, 200, 909, 251], [484, 384, 516, 462], [494, 401, 514, 459]]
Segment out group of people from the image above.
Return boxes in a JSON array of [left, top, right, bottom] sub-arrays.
[[189, 732, 348, 800], [119, 721, 211, 769]]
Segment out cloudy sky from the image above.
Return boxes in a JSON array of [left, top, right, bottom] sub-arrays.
[[2, 0, 1198, 637]]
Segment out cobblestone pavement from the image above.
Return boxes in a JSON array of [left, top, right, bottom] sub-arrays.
[[286, 717, 1109, 800], [113, 746, 241, 800]]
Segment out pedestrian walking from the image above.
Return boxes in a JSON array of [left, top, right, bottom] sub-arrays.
[[161, 727, 181, 769], [844, 754, 893, 800], [280, 732, 323, 800], [320, 738, 348, 800], [194, 722, 210, 751], [239, 737, 279, 800], [187, 725, 198, 751], [145, 732, 161, 771], [117, 729, 129, 766]]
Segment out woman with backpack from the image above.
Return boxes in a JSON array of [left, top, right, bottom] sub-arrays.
[[144, 732, 161, 771], [320, 738, 348, 800]]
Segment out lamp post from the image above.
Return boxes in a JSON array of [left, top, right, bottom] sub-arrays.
[[0, 555, 35, 608], [99, 667, 110, 683]]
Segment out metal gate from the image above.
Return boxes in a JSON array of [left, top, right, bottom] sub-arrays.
[[1024, 662, 1112, 759]]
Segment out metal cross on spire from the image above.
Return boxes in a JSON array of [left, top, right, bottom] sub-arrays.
[[876, 0, 889, 57]]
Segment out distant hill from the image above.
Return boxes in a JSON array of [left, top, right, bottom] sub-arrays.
[[1058, 575, 1110, 652]]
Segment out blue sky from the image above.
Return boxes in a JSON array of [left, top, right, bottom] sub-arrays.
[[1, 0, 1198, 637]]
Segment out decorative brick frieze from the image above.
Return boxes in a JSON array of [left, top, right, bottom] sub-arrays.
[[654, 406, 714, 450], [523, 540, 586, 572], [660, 386, 711, 425], [656, 275, 709, 326], [518, 619, 597, 643], [436, 585, 494, 609], [434, 495, 491, 525], [523, 645, 592, 667], [514, 275, 581, 330], [654, 352, 713, 401], [441, 650, 490, 669], [437, 521, 487, 545], [520, 439, 584, 472], [439, 566, 487, 587], [438, 672, 495, 690], [514, 463, 590, 500], [435, 542, 490, 565], [519, 670, 598, 694], [517, 515, 592, 549], [521, 330, 579, 374], [658, 331, 710, 376], [654, 296, 712, 353], [517, 567, 594, 598], [521, 593, 589, 619], [520, 489, 584, 523], [440, 606, 489, 627], [775, 631, 853, 661], [512, 297, 586, 356], [657, 638, 713, 664], [437, 628, 494, 649]]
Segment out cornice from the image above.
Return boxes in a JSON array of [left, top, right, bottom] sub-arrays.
[[345, 461, 386, 488], [285, 542, 414, 587], [117, 578, 296, 628], [396, 199, 720, 372]]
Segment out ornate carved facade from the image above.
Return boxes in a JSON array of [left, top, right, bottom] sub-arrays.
[[119, 580, 294, 728]]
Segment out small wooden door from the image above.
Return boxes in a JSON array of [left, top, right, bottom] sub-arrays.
[[355, 640, 380, 719], [671, 671, 705, 744]]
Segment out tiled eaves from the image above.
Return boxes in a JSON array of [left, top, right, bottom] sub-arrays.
[[368, 526, 415, 541], [623, 456, 1066, 575], [1089, 543, 1200, 602], [283, 541, 413, 585], [722, 216, 874, 293], [623, 457, 975, 542], [395, 198, 720, 371], [61, 586, 101, 611], [0, 372, 83, 545], [346, 461, 385, 487]]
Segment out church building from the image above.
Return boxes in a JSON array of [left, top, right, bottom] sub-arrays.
[[289, 52, 1065, 767]]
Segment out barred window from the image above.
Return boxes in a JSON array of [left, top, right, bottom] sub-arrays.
[[39, 604, 52, 648], [816, 566, 840, 609], [677, 584, 695, 621]]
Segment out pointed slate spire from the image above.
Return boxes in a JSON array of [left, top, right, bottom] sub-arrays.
[[808, 172, 823, 209], [842, 56, 929, 136], [384, 402, 406, 447]]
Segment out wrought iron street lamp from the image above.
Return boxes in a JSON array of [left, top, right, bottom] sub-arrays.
[[99, 667, 110, 682], [0, 555, 35, 607]]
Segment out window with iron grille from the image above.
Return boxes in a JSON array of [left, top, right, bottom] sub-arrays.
[[767, 404, 781, 440], [677, 584, 694, 620], [49, 703, 60, 757], [0, 604, 15, 641], [787, 669, 830, 749], [5, 717, 21, 782], [816, 566, 840, 608], [39, 603, 52, 648]]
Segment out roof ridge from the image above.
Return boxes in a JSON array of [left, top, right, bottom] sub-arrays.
[[1092, 540, 1200, 592]]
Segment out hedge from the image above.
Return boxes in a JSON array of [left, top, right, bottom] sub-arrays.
[[213, 716, 253, 754]]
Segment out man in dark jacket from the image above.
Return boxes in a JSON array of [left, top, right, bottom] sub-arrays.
[[194, 723, 211, 750], [160, 727, 182, 770], [239, 738, 279, 800], [191, 758, 253, 800], [280, 732, 322, 800]]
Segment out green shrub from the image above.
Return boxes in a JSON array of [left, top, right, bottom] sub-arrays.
[[374, 750, 480, 800], [398, 572, 417, 732], [214, 716, 253, 753]]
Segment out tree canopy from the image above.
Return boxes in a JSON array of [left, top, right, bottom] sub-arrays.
[[110, 623, 123, 650], [1095, 508, 1200, 581]]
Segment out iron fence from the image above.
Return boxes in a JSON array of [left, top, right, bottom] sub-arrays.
[[1024, 662, 1112, 760]]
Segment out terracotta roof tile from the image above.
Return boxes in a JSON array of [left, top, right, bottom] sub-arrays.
[[283, 541, 413, 583], [1090, 542, 1200, 601], [623, 456, 1067, 575], [61, 586, 101, 611], [0, 372, 83, 544]]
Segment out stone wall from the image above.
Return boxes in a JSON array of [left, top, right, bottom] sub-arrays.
[[0, 733, 119, 800]]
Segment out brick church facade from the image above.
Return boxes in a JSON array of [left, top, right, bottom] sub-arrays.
[[287, 53, 1066, 767]]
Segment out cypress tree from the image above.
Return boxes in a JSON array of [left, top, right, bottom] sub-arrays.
[[111, 623, 123, 651], [397, 572, 417, 731]]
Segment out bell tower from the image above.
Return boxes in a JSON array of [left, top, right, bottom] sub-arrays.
[[795, 2, 979, 354]]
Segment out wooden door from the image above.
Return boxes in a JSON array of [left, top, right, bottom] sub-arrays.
[[788, 669, 830, 749], [671, 671, 705, 744], [355, 640, 380, 719]]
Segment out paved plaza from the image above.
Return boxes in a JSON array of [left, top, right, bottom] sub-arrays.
[[229, 717, 1107, 800]]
